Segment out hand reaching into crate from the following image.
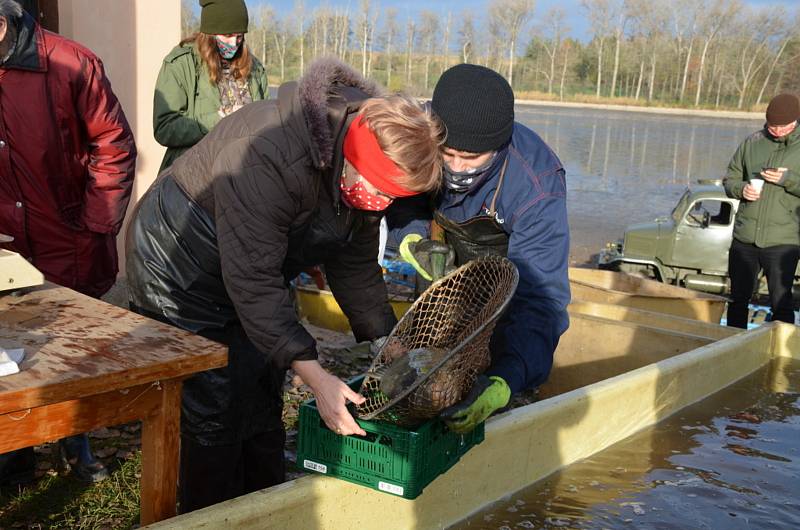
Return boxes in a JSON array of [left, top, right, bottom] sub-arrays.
[[292, 359, 367, 436]]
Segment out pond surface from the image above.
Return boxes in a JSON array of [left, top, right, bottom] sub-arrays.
[[514, 105, 762, 264], [452, 357, 800, 530]]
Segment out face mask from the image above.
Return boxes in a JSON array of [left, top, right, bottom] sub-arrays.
[[340, 179, 393, 211], [443, 152, 497, 192], [215, 35, 242, 60]]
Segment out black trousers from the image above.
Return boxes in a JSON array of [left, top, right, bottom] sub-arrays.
[[727, 240, 799, 328], [129, 304, 287, 513], [178, 429, 286, 513]]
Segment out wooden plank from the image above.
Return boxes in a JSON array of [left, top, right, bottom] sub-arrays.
[[568, 301, 738, 341], [0, 284, 226, 411], [0, 381, 164, 452], [569, 268, 726, 323], [140, 379, 182, 525]]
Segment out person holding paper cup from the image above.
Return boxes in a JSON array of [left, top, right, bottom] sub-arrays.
[[723, 93, 800, 328]]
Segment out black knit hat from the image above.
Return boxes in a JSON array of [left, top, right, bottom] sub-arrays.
[[432, 64, 515, 153], [766, 93, 800, 126], [199, 0, 249, 35]]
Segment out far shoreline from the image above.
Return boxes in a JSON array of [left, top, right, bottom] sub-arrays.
[[265, 84, 764, 121], [514, 98, 763, 121]]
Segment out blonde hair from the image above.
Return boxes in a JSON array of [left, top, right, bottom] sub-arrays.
[[359, 95, 445, 193], [180, 32, 253, 85]]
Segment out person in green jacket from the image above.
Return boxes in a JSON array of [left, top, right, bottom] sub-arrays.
[[153, 0, 268, 171], [723, 93, 800, 328]]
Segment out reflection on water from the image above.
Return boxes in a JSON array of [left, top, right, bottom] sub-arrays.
[[453, 358, 800, 530], [515, 106, 762, 232]]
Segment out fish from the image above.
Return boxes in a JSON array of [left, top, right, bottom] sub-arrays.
[[370, 346, 449, 399]]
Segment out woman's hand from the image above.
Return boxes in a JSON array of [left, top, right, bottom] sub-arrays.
[[291, 359, 367, 436]]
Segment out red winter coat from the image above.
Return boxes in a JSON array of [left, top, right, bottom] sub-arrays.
[[0, 13, 136, 297]]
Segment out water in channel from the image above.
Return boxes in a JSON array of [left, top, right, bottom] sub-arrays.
[[513, 105, 762, 263], [452, 357, 800, 530]]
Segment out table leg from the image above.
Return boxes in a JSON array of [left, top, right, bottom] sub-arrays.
[[140, 379, 182, 525]]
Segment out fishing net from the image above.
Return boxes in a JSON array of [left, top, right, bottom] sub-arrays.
[[356, 255, 518, 427]]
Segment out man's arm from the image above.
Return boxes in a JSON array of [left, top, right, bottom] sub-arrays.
[[773, 165, 800, 198], [385, 194, 434, 246], [76, 54, 137, 234], [723, 141, 747, 200], [485, 191, 571, 394]]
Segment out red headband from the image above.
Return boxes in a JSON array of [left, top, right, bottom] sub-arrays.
[[343, 115, 418, 198]]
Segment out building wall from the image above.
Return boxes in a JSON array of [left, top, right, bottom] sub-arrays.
[[57, 0, 181, 274]]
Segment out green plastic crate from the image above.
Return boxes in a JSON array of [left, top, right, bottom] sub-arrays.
[[296, 378, 485, 499]]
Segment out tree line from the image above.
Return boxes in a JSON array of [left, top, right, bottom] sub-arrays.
[[182, 0, 800, 111]]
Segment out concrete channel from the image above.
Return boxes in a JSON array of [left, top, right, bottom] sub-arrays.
[[146, 294, 797, 529]]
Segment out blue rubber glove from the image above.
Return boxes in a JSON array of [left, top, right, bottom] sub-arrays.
[[399, 233, 455, 281], [440, 375, 511, 433]]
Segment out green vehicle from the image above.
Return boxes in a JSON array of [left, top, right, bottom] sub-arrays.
[[598, 180, 800, 296]]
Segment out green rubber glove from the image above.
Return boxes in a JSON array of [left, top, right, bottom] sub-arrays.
[[440, 375, 511, 434], [399, 233, 455, 281]]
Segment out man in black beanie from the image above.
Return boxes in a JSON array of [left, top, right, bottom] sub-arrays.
[[391, 63, 570, 433], [723, 93, 800, 328]]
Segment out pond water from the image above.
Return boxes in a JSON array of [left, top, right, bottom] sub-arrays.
[[514, 106, 762, 264], [452, 357, 800, 530]]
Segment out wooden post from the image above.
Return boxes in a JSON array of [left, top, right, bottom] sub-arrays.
[[139, 379, 182, 525]]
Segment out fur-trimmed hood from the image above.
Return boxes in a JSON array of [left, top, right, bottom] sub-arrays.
[[297, 58, 383, 168]]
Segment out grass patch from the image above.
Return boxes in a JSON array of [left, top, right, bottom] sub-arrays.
[[0, 451, 141, 530]]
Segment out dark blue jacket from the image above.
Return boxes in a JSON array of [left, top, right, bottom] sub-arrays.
[[388, 122, 571, 394]]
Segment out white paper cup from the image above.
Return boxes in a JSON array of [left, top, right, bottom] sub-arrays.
[[750, 178, 765, 192]]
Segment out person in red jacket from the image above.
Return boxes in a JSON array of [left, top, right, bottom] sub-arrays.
[[0, 0, 136, 483]]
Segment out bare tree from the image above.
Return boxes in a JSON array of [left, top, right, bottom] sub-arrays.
[[665, 0, 699, 101], [367, 5, 379, 76], [458, 11, 477, 63], [582, 0, 613, 98], [732, 9, 782, 108], [441, 11, 452, 72], [418, 11, 440, 90], [608, 0, 627, 98], [335, 8, 351, 60], [635, 1, 670, 101], [559, 41, 572, 101], [273, 15, 290, 81], [405, 18, 416, 85], [489, 0, 535, 87], [251, 5, 276, 66], [537, 7, 567, 94], [382, 8, 399, 87], [296, 1, 305, 75], [755, 11, 797, 106], [358, 0, 372, 76], [692, 0, 739, 106], [181, 0, 199, 38]]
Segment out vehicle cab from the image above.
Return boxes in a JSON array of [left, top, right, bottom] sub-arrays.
[[599, 182, 740, 294]]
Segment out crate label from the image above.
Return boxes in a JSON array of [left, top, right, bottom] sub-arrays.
[[303, 460, 328, 474], [378, 481, 404, 496]]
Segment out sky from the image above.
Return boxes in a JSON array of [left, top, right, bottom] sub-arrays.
[[240, 0, 798, 43]]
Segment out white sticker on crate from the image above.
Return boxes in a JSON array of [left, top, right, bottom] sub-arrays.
[[303, 460, 328, 474], [378, 481, 404, 496]]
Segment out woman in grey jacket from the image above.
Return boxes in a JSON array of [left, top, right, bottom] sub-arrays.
[[127, 59, 444, 512]]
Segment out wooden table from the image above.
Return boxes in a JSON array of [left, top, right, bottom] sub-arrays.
[[0, 283, 227, 524]]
